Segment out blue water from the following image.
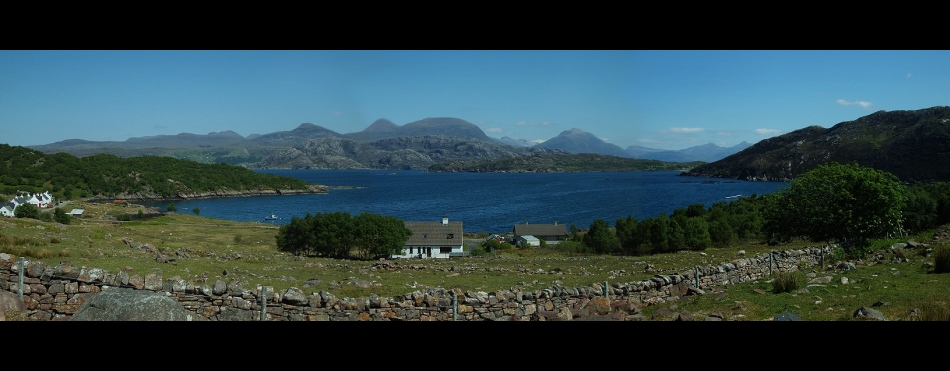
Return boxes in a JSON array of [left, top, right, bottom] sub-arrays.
[[144, 170, 788, 233]]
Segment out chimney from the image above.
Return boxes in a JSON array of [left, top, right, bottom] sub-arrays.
[[442, 216, 448, 226]]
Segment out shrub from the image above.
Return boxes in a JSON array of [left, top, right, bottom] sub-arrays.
[[772, 271, 798, 293], [552, 240, 589, 255], [934, 247, 950, 274], [829, 246, 846, 262]]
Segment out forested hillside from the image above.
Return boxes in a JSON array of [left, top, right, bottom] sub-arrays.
[[0, 144, 321, 201]]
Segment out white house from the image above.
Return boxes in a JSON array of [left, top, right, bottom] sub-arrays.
[[2, 190, 55, 217], [27, 191, 53, 208], [0, 202, 16, 217], [393, 217, 465, 259]]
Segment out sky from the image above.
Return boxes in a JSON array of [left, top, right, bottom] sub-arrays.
[[2, 50, 949, 151]]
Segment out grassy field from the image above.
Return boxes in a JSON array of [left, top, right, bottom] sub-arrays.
[[3, 200, 949, 321]]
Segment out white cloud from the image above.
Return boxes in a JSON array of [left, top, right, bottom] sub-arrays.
[[670, 127, 704, 134], [530, 139, 546, 144], [906, 73, 913, 78], [836, 99, 874, 108], [485, 127, 503, 133], [755, 128, 780, 135]]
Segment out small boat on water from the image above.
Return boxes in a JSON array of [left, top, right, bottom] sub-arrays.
[[724, 195, 742, 199], [265, 214, 279, 220]]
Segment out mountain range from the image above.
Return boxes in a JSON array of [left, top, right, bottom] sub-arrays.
[[25, 117, 745, 169], [24, 106, 949, 181]]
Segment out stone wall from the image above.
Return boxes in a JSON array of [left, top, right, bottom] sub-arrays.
[[0, 246, 830, 321]]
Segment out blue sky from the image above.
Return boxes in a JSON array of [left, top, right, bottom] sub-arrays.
[[2, 50, 948, 150]]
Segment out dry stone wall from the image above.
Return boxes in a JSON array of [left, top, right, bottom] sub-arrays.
[[0, 246, 830, 321]]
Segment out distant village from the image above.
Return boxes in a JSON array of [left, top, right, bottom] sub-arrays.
[[0, 190, 55, 217], [0, 190, 86, 218]]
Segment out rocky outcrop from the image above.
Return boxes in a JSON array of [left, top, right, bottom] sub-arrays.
[[106, 184, 329, 201], [70, 287, 201, 321]]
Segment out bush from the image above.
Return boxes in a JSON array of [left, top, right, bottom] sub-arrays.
[[552, 240, 589, 255], [934, 247, 950, 274], [772, 271, 798, 294], [829, 246, 846, 262]]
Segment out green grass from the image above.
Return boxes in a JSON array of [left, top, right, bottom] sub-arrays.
[[4, 200, 950, 321]]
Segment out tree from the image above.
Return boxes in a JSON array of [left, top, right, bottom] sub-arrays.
[[14, 203, 39, 219], [54, 207, 71, 224], [683, 216, 712, 250], [166, 203, 177, 212], [192, 207, 201, 216], [353, 212, 412, 259], [650, 213, 670, 254], [765, 162, 907, 254], [583, 219, 618, 254], [615, 215, 642, 255]]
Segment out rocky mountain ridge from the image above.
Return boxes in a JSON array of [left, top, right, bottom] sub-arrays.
[[680, 106, 950, 182]]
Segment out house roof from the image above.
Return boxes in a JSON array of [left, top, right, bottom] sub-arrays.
[[69, 209, 85, 215], [404, 221, 463, 246], [512, 223, 569, 237]]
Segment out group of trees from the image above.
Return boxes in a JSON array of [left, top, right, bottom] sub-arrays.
[[12, 203, 71, 224], [275, 211, 412, 259], [605, 194, 764, 255], [570, 162, 948, 259]]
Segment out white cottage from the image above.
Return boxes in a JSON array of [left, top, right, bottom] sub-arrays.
[[0, 202, 16, 217], [393, 217, 465, 259]]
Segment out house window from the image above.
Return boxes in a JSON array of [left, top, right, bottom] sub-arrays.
[[447, 233, 454, 239], [409, 247, 414, 254], [440, 247, 452, 253]]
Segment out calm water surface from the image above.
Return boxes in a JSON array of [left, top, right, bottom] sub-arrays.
[[145, 170, 788, 233]]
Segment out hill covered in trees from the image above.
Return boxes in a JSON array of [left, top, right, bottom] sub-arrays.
[[0, 144, 325, 202]]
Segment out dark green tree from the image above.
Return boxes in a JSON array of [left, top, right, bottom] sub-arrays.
[[583, 219, 618, 254], [14, 203, 40, 219], [683, 216, 712, 250], [635, 218, 655, 255], [353, 212, 412, 259], [276, 213, 319, 256], [309, 211, 356, 259], [54, 207, 71, 224], [615, 215, 642, 255], [765, 162, 907, 255], [166, 203, 177, 212], [650, 213, 670, 254], [668, 214, 687, 252], [192, 207, 201, 216], [705, 203, 736, 246]]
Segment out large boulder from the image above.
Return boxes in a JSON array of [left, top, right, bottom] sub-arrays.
[[0, 290, 27, 321], [70, 287, 201, 321]]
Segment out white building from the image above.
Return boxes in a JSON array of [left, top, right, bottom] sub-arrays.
[[393, 217, 465, 259]]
